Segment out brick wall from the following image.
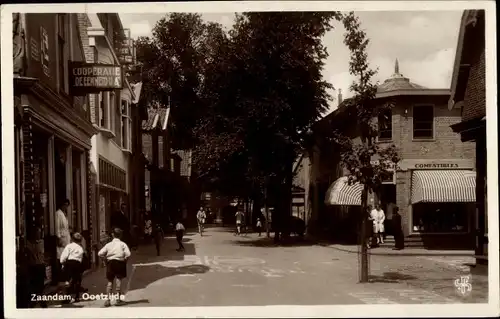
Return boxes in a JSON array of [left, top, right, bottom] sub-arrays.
[[377, 96, 476, 161], [76, 13, 97, 124], [463, 49, 486, 122]]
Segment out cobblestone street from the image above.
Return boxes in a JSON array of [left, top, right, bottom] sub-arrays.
[[50, 227, 487, 308]]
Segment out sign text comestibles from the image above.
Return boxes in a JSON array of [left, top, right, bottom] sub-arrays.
[[415, 163, 459, 169], [69, 62, 123, 95]]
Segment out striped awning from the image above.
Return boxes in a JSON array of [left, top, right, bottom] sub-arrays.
[[325, 176, 363, 206], [411, 170, 476, 204]]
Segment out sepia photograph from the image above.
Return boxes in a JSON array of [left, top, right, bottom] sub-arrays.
[[2, 1, 498, 318]]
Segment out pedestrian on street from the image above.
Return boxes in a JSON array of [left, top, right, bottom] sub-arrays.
[[144, 212, 152, 244], [175, 221, 186, 252], [111, 203, 131, 246], [256, 217, 263, 236], [154, 223, 164, 256], [392, 206, 404, 250], [98, 228, 131, 307], [60, 232, 85, 303], [197, 207, 207, 236], [55, 199, 71, 288], [235, 208, 244, 236]]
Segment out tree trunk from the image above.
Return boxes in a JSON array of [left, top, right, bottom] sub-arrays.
[[359, 184, 370, 283]]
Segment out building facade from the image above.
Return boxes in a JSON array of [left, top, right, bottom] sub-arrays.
[[81, 13, 139, 249], [449, 10, 487, 261], [311, 62, 476, 248], [13, 13, 96, 283]]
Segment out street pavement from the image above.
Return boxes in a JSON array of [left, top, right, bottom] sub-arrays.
[[50, 226, 488, 308]]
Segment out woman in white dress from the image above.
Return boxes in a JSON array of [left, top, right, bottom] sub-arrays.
[[55, 199, 71, 285], [371, 204, 385, 244]]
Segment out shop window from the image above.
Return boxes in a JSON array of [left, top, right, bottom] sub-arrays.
[[378, 109, 392, 141], [412, 203, 469, 233], [413, 105, 434, 139], [121, 100, 131, 151], [57, 14, 67, 94]]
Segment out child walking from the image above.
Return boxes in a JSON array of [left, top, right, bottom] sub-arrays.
[[175, 220, 185, 252], [60, 232, 85, 303], [98, 228, 131, 307]]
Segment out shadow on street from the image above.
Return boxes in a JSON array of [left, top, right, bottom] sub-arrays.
[[368, 272, 418, 283], [129, 264, 210, 291], [227, 235, 319, 248]]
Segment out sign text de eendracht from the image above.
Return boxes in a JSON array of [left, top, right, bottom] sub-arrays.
[[69, 62, 123, 95]]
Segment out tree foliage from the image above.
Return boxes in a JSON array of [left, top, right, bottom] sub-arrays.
[[327, 12, 400, 191], [132, 13, 228, 150]]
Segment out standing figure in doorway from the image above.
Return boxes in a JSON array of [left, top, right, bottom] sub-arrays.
[[55, 199, 71, 288], [392, 207, 404, 250]]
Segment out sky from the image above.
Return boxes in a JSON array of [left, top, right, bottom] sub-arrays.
[[120, 11, 463, 114]]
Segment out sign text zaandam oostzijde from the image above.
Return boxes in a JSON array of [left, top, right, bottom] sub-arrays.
[[69, 62, 123, 95]]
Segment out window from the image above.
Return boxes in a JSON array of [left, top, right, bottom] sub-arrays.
[[93, 47, 98, 63], [413, 105, 434, 139], [57, 14, 67, 93], [378, 109, 392, 140], [412, 203, 469, 233], [121, 100, 132, 151], [98, 92, 108, 128]]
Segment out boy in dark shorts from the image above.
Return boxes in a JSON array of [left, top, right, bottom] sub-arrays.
[[98, 228, 131, 307], [175, 220, 185, 252], [60, 232, 85, 303]]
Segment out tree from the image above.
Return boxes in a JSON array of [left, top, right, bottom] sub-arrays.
[[132, 13, 228, 150], [192, 12, 339, 242], [327, 13, 400, 282]]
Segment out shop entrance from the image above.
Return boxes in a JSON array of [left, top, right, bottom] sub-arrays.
[[379, 184, 396, 236]]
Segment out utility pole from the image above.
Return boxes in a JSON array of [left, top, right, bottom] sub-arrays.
[[264, 184, 270, 238]]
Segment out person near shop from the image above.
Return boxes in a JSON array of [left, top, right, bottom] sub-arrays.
[[98, 228, 131, 307], [175, 220, 186, 252], [60, 232, 85, 303], [365, 205, 374, 248], [111, 203, 130, 246], [55, 199, 71, 288], [392, 207, 404, 250], [371, 204, 385, 245], [235, 208, 244, 236], [25, 227, 47, 308]]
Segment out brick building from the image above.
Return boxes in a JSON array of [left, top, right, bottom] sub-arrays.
[[13, 13, 96, 283], [310, 62, 476, 248], [448, 10, 487, 261]]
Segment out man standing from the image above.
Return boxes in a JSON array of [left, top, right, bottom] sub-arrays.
[[235, 208, 244, 236], [55, 199, 71, 287], [392, 207, 404, 250], [111, 203, 130, 245]]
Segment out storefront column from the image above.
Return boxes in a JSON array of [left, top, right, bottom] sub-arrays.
[[475, 135, 486, 262], [47, 136, 56, 235], [65, 145, 73, 229]]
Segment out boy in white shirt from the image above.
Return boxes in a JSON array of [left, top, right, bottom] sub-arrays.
[[60, 232, 84, 302], [175, 221, 185, 252], [98, 228, 131, 307]]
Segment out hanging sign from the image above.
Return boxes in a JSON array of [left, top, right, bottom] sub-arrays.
[[69, 61, 123, 95]]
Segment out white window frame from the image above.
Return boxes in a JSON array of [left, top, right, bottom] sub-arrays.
[[121, 99, 132, 152]]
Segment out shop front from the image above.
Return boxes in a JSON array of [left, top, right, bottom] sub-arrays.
[[398, 160, 476, 249], [18, 91, 94, 284]]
